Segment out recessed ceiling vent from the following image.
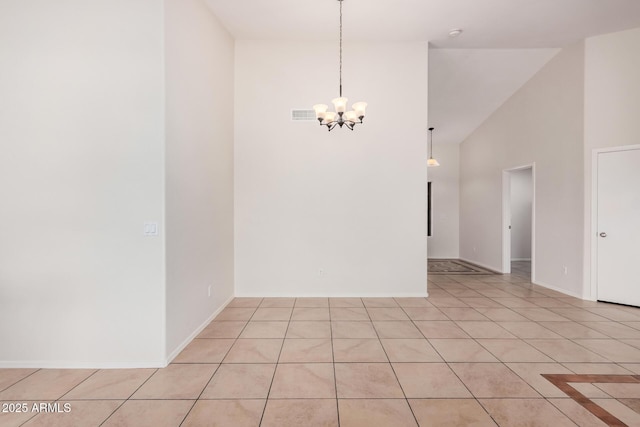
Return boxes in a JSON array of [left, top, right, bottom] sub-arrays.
[[291, 109, 316, 121]]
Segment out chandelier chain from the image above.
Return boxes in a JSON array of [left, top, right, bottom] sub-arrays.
[[339, 0, 343, 97]]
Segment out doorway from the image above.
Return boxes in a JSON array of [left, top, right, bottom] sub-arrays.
[[593, 146, 640, 306], [502, 165, 535, 280]]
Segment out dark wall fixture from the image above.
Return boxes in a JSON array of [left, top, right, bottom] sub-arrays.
[[428, 181, 432, 237]]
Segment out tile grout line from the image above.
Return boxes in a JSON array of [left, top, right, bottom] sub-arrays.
[[0, 369, 41, 394], [397, 299, 496, 423], [10, 384, 44, 427], [57, 369, 100, 402], [329, 298, 340, 427], [364, 299, 420, 427], [96, 367, 161, 426], [415, 283, 541, 426], [454, 272, 549, 423], [257, 299, 295, 426], [26, 369, 100, 426], [178, 301, 261, 426], [384, 298, 424, 426]]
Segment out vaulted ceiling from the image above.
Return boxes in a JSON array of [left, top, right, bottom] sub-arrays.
[[205, 0, 640, 144]]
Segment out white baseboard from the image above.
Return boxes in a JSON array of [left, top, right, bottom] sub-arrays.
[[511, 258, 532, 262], [458, 257, 503, 274], [164, 294, 235, 365], [0, 360, 167, 369], [233, 293, 429, 298], [531, 279, 584, 299]]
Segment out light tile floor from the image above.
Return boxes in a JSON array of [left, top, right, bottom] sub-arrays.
[[3, 267, 640, 425]]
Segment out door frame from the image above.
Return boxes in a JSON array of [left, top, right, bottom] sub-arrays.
[[502, 163, 536, 282], [590, 144, 640, 301]]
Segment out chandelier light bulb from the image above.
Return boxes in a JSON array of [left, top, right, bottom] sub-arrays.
[[332, 97, 348, 113], [323, 111, 337, 125], [352, 102, 367, 119], [313, 104, 328, 119]]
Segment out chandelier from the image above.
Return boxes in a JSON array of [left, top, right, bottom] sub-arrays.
[[313, 0, 367, 131], [427, 127, 440, 167]]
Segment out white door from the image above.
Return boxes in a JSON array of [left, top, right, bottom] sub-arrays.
[[597, 148, 640, 306]]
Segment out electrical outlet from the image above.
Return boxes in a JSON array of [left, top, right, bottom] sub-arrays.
[[208, 285, 212, 297], [562, 266, 568, 275], [318, 268, 325, 278], [473, 246, 477, 253]]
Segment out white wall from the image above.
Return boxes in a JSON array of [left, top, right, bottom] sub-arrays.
[[510, 169, 532, 260], [164, 0, 235, 360], [460, 43, 584, 297], [0, 0, 165, 367], [427, 142, 459, 259], [234, 41, 428, 297], [584, 27, 640, 298]]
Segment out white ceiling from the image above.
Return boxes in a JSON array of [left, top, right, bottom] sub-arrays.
[[205, 0, 640, 47], [205, 0, 640, 144], [429, 49, 559, 145]]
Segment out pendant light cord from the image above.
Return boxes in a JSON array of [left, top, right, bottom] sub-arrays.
[[429, 128, 434, 158], [339, 0, 343, 97]]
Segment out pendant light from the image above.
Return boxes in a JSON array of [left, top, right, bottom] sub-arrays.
[[428, 127, 440, 167], [312, 0, 367, 131]]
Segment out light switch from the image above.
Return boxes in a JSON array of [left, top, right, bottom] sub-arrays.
[[144, 221, 159, 236]]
